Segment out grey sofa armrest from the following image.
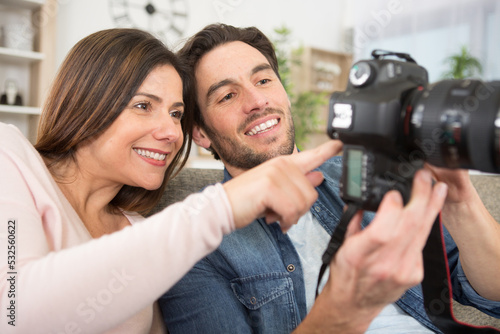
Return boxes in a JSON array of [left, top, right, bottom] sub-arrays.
[[150, 168, 500, 328]]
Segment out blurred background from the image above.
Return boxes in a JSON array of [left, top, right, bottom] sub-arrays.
[[0, 0, 498, 168]]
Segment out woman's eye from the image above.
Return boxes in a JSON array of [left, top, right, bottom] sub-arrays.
[[135, 102, 151, 111], [170, 110, 184, 120]]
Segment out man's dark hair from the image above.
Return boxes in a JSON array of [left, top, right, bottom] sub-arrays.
[[178, 24, 280, 160]]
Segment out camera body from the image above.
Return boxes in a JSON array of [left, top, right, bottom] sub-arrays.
[[327, 50, 500, 211]]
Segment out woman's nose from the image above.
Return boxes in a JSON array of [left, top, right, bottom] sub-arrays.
[[153, 113, 181, 142]]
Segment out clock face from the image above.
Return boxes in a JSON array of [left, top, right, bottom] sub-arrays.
[[109, 0, 188, 44]]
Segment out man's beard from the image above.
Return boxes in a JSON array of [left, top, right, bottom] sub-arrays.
[[202, 107, 295, 170]]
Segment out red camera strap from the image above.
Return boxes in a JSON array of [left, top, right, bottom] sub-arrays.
[[422, 214, 500, 333], [317, 207, 500, 333]]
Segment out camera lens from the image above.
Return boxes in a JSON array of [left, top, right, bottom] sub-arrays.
[[404, 80, 500, 173]]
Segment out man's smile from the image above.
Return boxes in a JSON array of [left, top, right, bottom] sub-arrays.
[[245, 117, 280, 136]]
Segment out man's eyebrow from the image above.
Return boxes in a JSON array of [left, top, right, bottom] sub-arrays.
[[205, 63, 273, 102], [251, 63, 273, 76], [206, 79, 234, 102]]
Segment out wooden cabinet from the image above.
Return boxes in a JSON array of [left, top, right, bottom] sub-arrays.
[[0, 0, 57, 142], [290, 47, 353, 149], [291, 46, 352, 95]]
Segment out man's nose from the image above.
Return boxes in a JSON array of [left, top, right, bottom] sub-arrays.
[[241, 86, 268, 114]]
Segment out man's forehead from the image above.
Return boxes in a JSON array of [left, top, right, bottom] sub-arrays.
[[196, 41, 269, 79]]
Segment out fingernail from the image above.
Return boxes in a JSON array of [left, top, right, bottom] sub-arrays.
[[418, 169, 432, 183], [387, 190, 403, 205], [435, 182, 448, 198]]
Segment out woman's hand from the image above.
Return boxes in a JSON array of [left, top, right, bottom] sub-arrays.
[[223, 140, 343, 231]]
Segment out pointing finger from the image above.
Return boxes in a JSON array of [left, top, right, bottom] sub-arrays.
[[289, 140, 343, 174]]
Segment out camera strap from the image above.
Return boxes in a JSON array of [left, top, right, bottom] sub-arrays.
[[421, 214, 500, 333], [316, 206, 500, 333], [315, 203, 359, 298]]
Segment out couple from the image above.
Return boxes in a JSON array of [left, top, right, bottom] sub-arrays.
[[0, 24, 499, 333]]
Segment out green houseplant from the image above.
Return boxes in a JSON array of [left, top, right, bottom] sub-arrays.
[[271, 26, 327, 150], [442, 46, 483, 79]]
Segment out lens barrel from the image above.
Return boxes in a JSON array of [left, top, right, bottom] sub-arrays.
[[405, 80, 500, 173]]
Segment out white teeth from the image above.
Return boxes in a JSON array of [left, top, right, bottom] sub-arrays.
[[134, 148, 166, 161], [247, 118, 278, 136]]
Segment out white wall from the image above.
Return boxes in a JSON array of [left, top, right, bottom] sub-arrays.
[[56, 0, 351, 68], [53, 0, 353, 168], [351, 0, 500, 82]]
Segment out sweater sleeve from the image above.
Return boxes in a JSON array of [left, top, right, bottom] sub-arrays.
[[0, 124, 235, 333]]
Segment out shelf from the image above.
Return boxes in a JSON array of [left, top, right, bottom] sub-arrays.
[[0, 104, 41, 115], [0, 47, 44, 64], [0, 0, 53, 143], [291, 47, 352, 94], [0, 0, 44, 10]]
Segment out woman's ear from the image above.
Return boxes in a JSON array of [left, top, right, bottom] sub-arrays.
[[192, 125, 212, 149]]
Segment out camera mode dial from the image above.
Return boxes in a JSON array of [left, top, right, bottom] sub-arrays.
[[349, 62, 373, 87]]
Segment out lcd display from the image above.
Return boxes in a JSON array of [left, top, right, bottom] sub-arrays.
[[347, 149, 363, 198]]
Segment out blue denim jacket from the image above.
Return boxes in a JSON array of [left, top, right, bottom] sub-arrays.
[[159, 156, 500, 333]]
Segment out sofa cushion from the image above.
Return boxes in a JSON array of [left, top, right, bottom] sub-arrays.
[[148, 168, 224, 217]]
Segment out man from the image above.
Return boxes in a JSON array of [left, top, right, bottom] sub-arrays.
[[159, 24, 500, 333]]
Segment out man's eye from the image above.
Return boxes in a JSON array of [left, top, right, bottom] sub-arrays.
[[257, 79, 270, 85], [220, 93, 234, 102], [170, 110, 184, 120]]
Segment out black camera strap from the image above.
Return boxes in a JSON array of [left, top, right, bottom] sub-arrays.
[[316, 206, 500, 333], [315, 203, 359, 298]]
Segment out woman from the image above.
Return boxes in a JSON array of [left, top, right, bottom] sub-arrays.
[[0, 29, 338, 333]]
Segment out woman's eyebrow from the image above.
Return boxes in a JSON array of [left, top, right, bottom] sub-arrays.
[[134, 92, 162, 102]]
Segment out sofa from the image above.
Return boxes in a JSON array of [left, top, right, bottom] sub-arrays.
[[150, 168, 500, 330]]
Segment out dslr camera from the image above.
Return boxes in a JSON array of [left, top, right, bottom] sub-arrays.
[[327, 50, 500, 211]]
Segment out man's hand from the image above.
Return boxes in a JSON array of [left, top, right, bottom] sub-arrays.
[[425, 164, 475, 204], [425, 165, 500, 301], [223, 140, 343, 231], [296, 170, 448, 333]]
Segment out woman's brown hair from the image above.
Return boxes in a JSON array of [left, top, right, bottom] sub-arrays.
[[35, 28, 194, 214]]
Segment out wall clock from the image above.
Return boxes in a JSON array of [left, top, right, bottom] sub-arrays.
[[109, 0, 188, 44]]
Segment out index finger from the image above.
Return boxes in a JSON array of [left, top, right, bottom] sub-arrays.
[[289, 140, 343, 173]]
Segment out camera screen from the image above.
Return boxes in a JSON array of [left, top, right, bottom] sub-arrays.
[[347, 149, 363, 198]]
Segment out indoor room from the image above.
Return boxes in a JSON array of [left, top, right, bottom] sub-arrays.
[[1, 0, 500, 333]]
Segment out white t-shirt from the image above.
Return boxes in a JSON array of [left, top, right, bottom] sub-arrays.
[[287, 211, 432, 333]]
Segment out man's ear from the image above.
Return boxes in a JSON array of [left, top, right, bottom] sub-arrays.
[[192, 125, 212, 149]]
